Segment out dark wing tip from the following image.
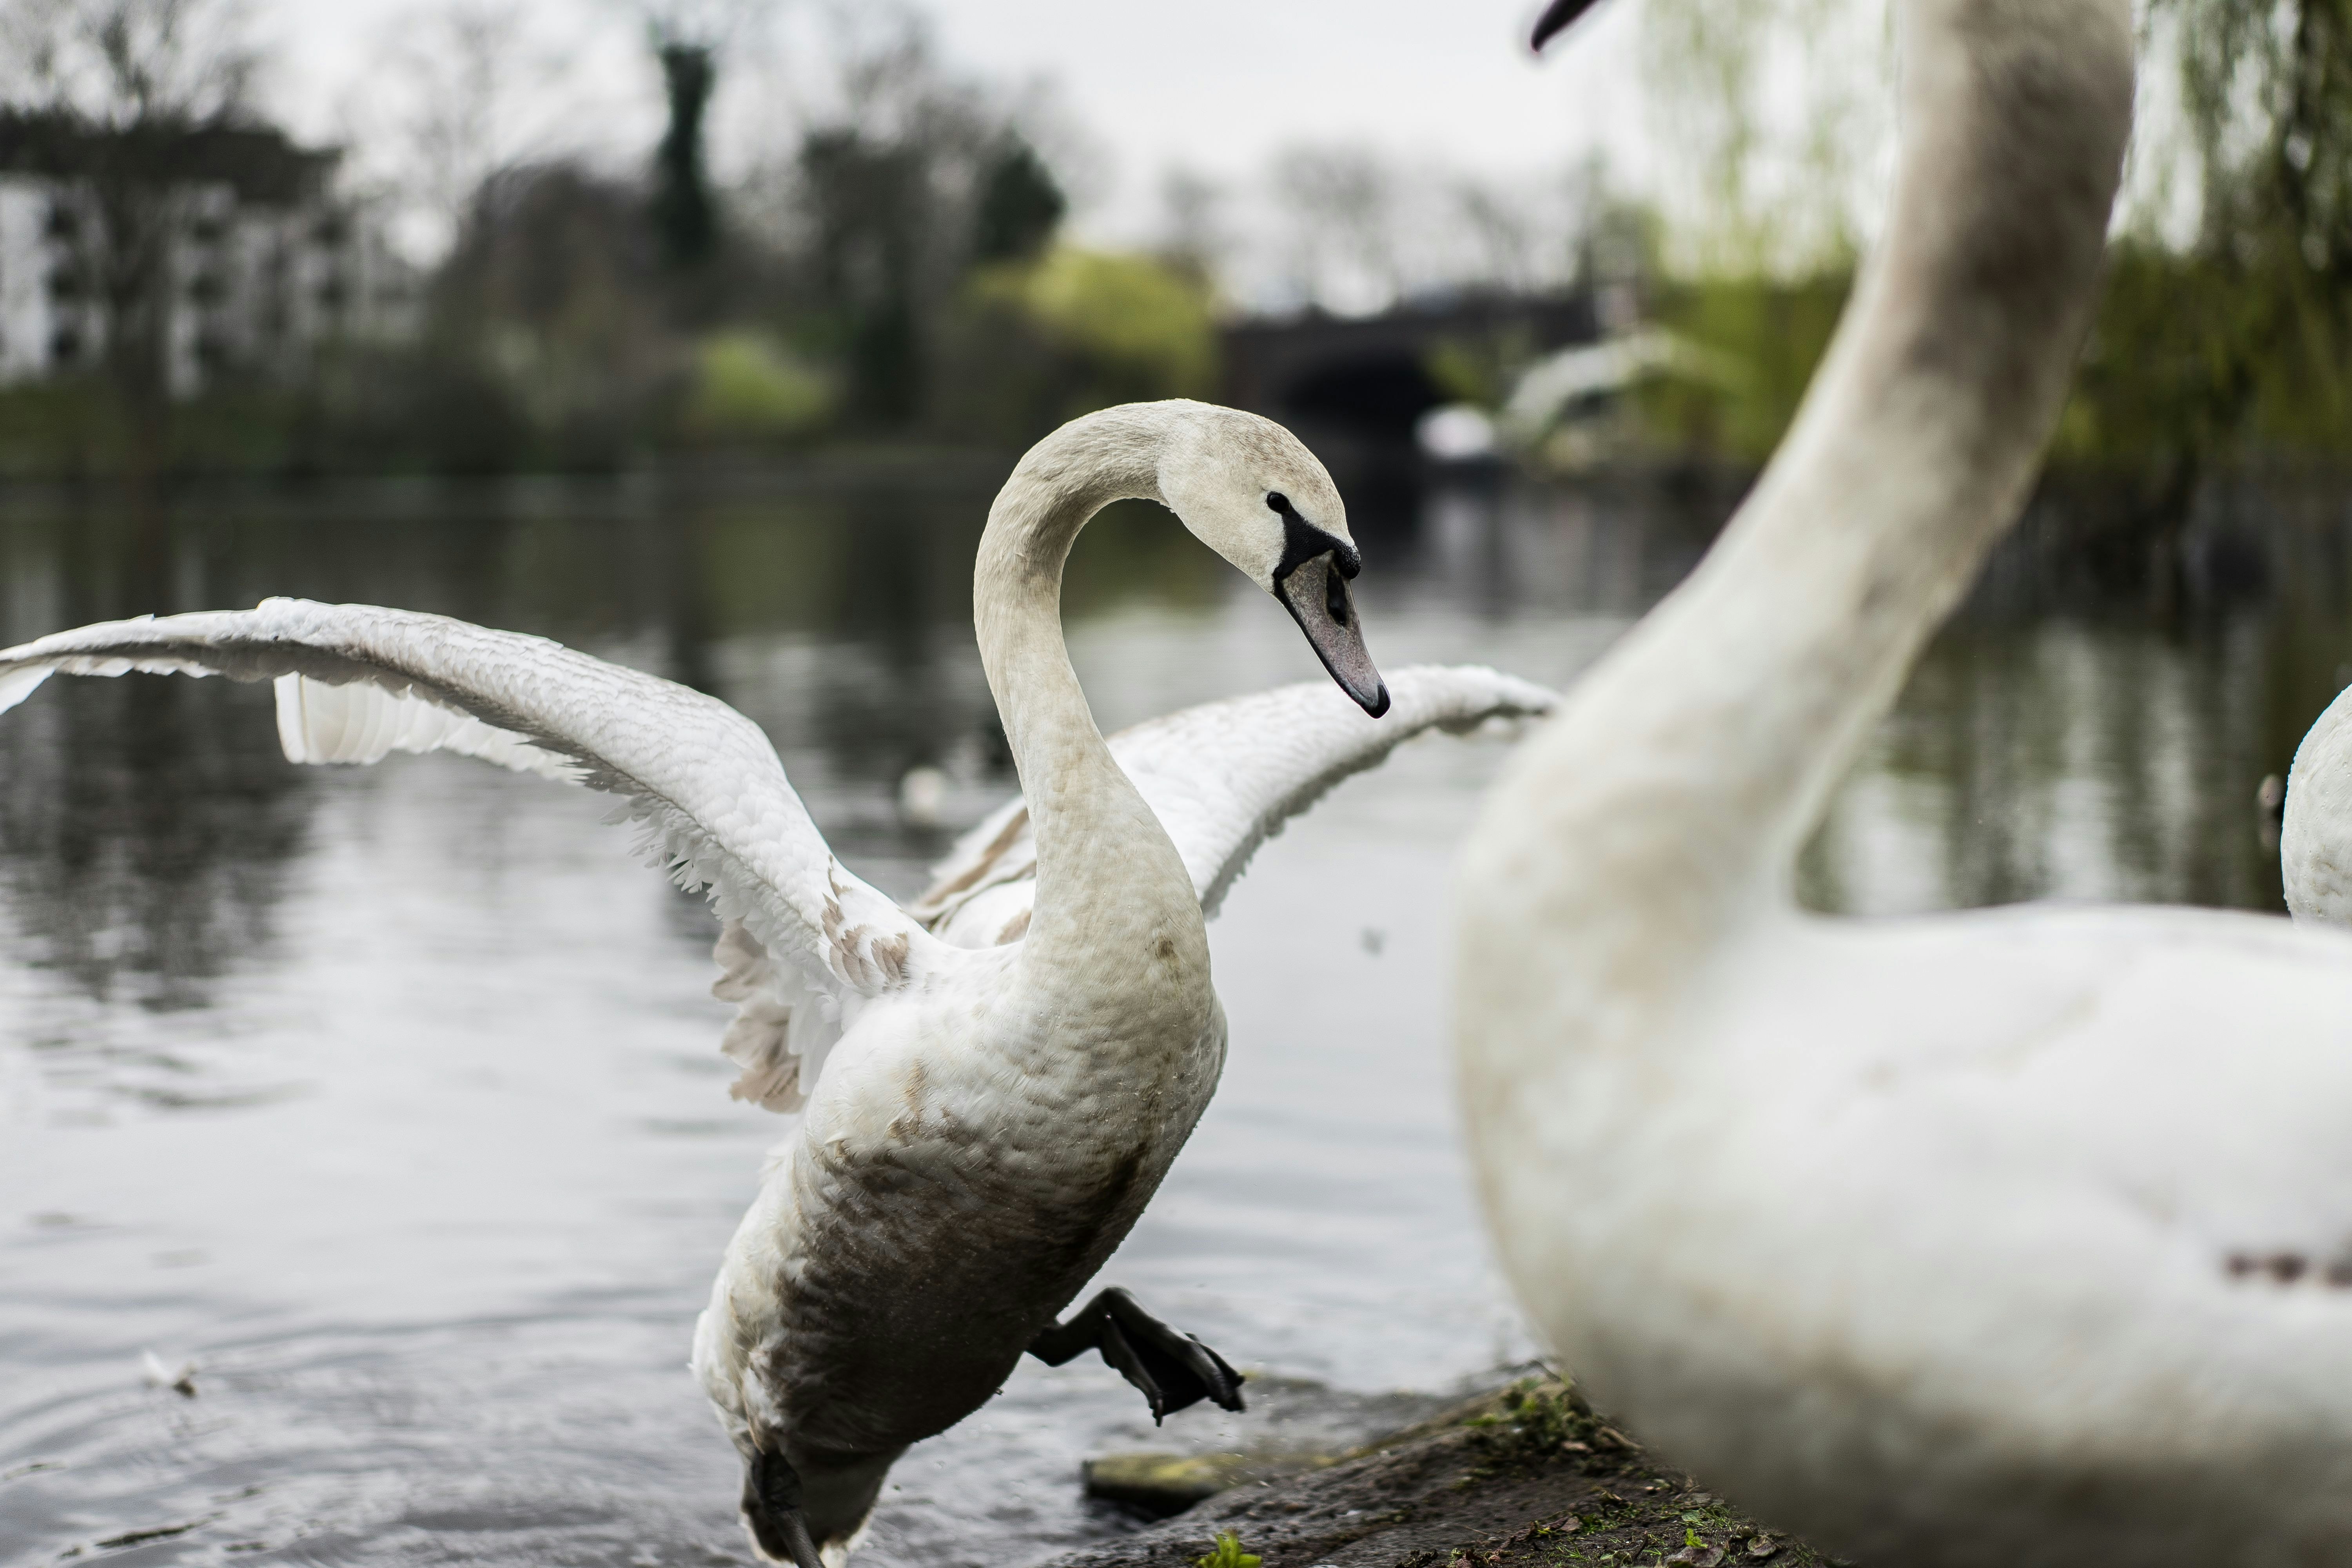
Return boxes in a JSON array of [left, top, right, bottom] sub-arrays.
[[1531, 0, 1604, 52]]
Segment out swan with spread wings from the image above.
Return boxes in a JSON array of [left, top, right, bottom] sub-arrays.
[[0, 400, 1552, 1566]]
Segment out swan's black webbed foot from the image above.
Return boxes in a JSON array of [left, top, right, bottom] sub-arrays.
[[1027, 1286, 1247, 1424], [743, 1447, 827, 1568]]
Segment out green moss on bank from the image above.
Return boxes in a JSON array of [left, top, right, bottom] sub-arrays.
[[1044, 1376, 1840, 1568]]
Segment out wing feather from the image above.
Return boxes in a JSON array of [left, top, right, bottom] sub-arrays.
[[915, 664, 1556, 946], [0, 600, 954, 1112]]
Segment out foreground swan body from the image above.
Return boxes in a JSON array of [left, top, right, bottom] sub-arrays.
[[1459, 4, 2352, 1564], [0, 401, 1553, 1565]]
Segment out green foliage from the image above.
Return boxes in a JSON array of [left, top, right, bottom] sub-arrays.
[[1015, 249, 1216, 389], [2069, 0, 2352, 478], [935, 247, 1217, 446], [1633, 272, 1849, 464], [2054, 244, 2247, 492], [681, 332, 833, 444], [1427, 329, 1539, 412], [1194, 1532, 1261, 1568], [2159, 0, 2352, 277], [2060, 260, 2352, 493], [1440, 1381, 1831, 1568], [1461, 1377, 1610, 1477], [2049, 2, 2352, 483], [1615, 0, 2352, 487]]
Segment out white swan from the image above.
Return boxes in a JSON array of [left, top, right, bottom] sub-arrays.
[[1457, 4, 2352, 1564], [0, 399, 1554, 1565], [2280, 695, 2352, 921]]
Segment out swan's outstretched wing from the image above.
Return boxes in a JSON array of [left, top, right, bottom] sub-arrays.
[[913, 665, 1556, 947], [0, 598, 952, 1111]]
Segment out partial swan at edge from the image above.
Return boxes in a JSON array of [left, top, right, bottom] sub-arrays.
[[2279, 691, 2352, 921], [0, 399, 1553, 1566]]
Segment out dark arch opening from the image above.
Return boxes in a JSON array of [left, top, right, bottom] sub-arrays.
[[1279, 353, 1447, 443]]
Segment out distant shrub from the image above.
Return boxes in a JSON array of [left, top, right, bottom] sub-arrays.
[[681, 332, 834, 445], [935, 247, 1217, 447], [2059, 239, 2352, 495], [1633, 271, 1850, 466]]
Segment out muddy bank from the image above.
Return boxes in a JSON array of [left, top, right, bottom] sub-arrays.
[[1040, 1382, 1837, 1568]]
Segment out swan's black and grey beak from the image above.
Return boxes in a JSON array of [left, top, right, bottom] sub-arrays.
[[1277, 550, 1389, 718], [1531, 0, 1605, 51]]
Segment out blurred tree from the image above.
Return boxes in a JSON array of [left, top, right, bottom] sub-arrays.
[[424, 162, 671, 470], [1245, 143, 1602, 314], [970, 134, 1064, 265], [374, 3, 555, 258], [1455, 177, 1540, 295], [1153, 166, 1228, 289], [1630, 0, 2352, 485], [633, 0, 761, 276], [1633, 0, 1877, 272], [679, 329, 831, 446], [936, 247, 1215, 447], [0, 0, 265, 491], [2063, 0, 2352, 483], [1638, 272, 1847, 464], [1270, 145, 1400, 312], [759, 14, 1031, 432], [650, 40, 717, 269], [795, 125, 926, 426]]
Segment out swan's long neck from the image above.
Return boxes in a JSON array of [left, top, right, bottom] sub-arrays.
[[973, 408, 1204, 975], [1462, 0, 2134, 1051]]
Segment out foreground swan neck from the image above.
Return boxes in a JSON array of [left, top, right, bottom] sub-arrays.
[[1493, 0, 2133, 947], [974, 408, 1195, 942], [1726, 0, 2135, 775]]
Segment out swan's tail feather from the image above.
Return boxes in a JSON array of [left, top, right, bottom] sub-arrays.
[[712, 920, 842, 1113]]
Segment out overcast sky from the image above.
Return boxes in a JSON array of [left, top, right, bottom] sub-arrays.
[[251, 0, 1660, 246], [923, 0, 1651, 217]]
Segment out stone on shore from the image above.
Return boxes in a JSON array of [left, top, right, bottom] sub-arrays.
[[1084, 1451, 1338, 1517], [1043, 1381, 1835, 1568]]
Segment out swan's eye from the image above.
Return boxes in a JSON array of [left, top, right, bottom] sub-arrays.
[[1266, 492, 1292, 515], [1325, 561, 1350, 624]]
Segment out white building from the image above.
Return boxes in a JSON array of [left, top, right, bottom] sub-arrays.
[[0, 114, 416, 397]]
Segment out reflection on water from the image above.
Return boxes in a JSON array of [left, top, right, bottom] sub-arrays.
[[1, 469, 2348, 1566], [1802, 483, 2352, 916]]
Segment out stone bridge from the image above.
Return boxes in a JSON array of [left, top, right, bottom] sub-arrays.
[[1220, 290, 1599, 459]]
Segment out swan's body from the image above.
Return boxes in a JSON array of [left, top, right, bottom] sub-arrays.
[[1457, 4, 2352, 1564], [2281, 688, 2352, 920], [0, 401, 1553, 1563]]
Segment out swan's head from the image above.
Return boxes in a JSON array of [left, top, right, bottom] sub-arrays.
[[1155, 404, 1390, 717]]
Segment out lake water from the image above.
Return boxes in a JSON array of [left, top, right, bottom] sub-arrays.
[[0, 467, 2345, 1567]]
